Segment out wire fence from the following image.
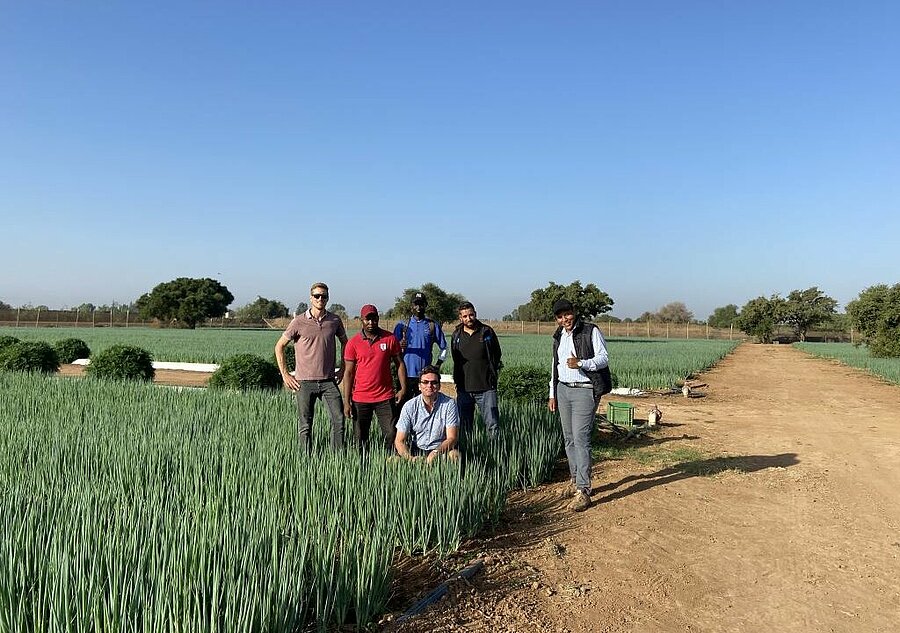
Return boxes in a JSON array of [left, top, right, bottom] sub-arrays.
[[0, 309, 853, 343]]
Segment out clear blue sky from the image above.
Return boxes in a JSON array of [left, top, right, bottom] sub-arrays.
[[2, 1, 898, 320]]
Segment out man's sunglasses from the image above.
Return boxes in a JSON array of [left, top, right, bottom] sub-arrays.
[[311, 293, 328, 300], [419, 379, 440, 386]]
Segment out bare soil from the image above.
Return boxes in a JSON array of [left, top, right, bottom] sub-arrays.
[[381, 344, 900, 633], [58, 363, 211, 387]]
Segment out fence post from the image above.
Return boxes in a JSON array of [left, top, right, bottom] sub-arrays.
[[35, 308, 41, 327], [666, 323, 669, 339], [686, 322, 689, 339], [75, 309, 80, 327], [730, 324, 733, 340], [125, 309, 130, 328], [647, 320, 650, 337], [16, 308, 20, 328], [109, 310, 113, 327], [92, 310, 96, 327]]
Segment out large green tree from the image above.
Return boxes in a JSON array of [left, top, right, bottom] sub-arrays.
[[0, 300, 10, 310], [708, 304, 740, 328], [847, 284, 900, 357], [385, 283, 466, 325], [508, 280, 613, 321], [735, 295, 785, 343], [782, 286, 837, 341], [135, 277, 234, 329], [235, 296, 289, 323]]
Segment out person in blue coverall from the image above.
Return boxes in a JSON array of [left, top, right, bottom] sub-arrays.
[[393, 291, 447, 407]]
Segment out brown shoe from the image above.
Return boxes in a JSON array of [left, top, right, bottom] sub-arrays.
[[568, 490, 591, 512], [562, 479, 577, 497]]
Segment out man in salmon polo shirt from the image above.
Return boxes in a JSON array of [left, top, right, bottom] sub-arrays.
[[275, 282, 348, 452], [342, 304, 408, 452]]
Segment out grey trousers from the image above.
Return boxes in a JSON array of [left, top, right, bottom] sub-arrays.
[[296, 379, 345, 452], [556, 383, 595, 494]]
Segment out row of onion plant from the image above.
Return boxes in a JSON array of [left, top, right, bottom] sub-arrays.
[[0, 371, 560, 632]]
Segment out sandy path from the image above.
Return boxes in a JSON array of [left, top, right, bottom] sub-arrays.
[[386, 344, 900, 633]]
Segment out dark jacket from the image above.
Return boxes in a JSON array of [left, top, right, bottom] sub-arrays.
[[451, 321, 502, 390], [552, 319, 612, 405]]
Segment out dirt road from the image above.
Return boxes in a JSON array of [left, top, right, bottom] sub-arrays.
[[386, 344, 900, 633]]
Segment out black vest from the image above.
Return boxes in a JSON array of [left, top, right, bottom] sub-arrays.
[[552, 319, 612, 405]]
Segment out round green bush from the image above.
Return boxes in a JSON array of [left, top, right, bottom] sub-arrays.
[[54, 338, 91, 364], [86, 345, 155, 382], [498, 365, 551, 403], [0, 341, 60, 374], [210, 354, 282, 391], [0, 335, 20, 353]]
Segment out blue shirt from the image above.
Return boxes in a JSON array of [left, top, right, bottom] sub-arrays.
[[396, 392, 459, 451], [393, 316, 447, 378]]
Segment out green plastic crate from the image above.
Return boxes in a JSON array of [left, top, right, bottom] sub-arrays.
[[606, 401, 634, 425]]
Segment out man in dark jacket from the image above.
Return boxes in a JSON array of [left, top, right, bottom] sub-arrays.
[[451, 301, 502, 438], [548, 298, 610, 512]]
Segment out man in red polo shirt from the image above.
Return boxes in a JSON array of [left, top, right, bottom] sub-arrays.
[[343, 304, 408, 451]]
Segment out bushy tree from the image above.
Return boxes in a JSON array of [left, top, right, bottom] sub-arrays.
[[87, 345, 155, 381], [0, 341, 59, 373], [135, 277, 234, 329], [235, 296, 289, 323], [385, 283, 466, 325], [735, 295, 785, 343], [0, 300, 11, 310], [76, 302, 96, 313], [847, 284, 900, 357], [54, 338, 91, 364], [294, 301, 308, 316], [510, 280, 613, 321], [209, 354, 281, 391], [708, 304, 740, 328], [329, 303, 349, 320], [655, 302, 694, 323], [781, 287, 837, 341]]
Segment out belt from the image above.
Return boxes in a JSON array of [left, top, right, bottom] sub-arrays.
[[561, 381, 592, 389]]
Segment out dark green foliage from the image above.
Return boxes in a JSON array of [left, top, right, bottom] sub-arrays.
[[54, 338, 91, 364], [735, 295, 786, 343], [385, 283, 467, 325], [847, 283, 900, 358], [708, 304, 739, 328], [0, 336, 20, 353], [275, 343, 295, 373], [498, 365, 551, 403], [234, 296, 289, 323], [506, 280, 614, 321], [0, 341, 59, 374], [782, 287, 838, 341], [87, 345, 155, 382], [135, 277, 234, 329], [209, 354, 281, 391]]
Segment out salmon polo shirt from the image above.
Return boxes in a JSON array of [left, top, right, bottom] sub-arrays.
[[282, 310, 346, 381], [344, 329, 401, 402]]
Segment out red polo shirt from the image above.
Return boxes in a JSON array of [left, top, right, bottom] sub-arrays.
[[344, 329, 401, 403]]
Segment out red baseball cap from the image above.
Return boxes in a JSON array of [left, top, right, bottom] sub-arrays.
[[360, 304, 378, 318]]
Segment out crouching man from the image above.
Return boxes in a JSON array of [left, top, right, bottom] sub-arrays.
[[394, 365, 460, 463]]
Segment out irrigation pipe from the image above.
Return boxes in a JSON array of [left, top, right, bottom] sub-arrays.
[[397, 558, 485, 623]]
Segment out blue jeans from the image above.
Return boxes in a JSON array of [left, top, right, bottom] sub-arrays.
[[296, 379, 345, 452], [556, 383, 595, 494], [457, 388, 500, 438]]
